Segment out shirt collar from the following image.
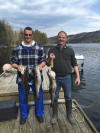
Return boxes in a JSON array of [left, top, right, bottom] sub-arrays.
[[22, 40, 35, 47]]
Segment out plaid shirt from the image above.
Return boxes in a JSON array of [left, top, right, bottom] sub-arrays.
[[10, 41, 46, 85]]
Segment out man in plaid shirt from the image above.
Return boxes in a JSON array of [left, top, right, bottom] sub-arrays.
[[10, 27, 46, 124]]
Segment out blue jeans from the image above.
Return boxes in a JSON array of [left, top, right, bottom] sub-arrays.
[[54, 75, 72, 101], [18, 84, 44, 118]]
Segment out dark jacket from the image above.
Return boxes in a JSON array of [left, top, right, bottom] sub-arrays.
[[48, 45, 77, 77]]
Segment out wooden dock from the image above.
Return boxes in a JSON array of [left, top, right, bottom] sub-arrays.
[[0, 100, 98, 133], [0, 66, 99, 133]]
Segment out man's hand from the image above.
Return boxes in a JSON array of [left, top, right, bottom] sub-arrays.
[[75, 77, 80, 85], [12, 64, 23, 72], [50, 53, 55, 59], [17, 66, 23, 72], [2, 64, 12, 72], [38, 61, 46, 71], [74, 66, 80, 86], [38, 64, 43, 71]]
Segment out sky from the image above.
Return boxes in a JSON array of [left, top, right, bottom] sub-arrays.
[[0, 0, 100, 37]]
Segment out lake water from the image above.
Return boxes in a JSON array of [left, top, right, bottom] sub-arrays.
[[69, 43, 100, 132], [0, 43, 100, 132]]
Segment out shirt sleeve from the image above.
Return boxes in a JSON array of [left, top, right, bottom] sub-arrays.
[[39, 47, 46, 63], [10, 47, 19, 65], [71, 49, 78, 67]]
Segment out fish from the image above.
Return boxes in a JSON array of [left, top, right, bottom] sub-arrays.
[[21, 66, 28, 103], [34, 66, 41, 100], [47, 68, 57, 106]]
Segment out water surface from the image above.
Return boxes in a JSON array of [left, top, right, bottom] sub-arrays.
[[70, 43, 100, 132]]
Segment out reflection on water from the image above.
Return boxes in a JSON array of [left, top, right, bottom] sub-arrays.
[[0, 43, 100, 131]]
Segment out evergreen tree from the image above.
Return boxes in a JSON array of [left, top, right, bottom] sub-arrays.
[[33, 30, 48, 45], [0, 20, 13, 46]]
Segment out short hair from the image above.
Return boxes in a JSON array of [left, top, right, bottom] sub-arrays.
[[24, 27, 32, 32], [57, 31, 67, 37]]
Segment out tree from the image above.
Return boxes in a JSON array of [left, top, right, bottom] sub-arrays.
[[33, 30, 48, 45], [0, 20, 13, 46]]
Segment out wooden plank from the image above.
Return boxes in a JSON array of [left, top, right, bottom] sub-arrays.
[[52, 122, 61, 133], [19, 123, 27, 133], [26, 106, 35, 133], [73, 100, 98, 133], [73, 107, 86, 132], [18, 106, 32, 133], [32, 106, 40, 133], [39, 121, 47, 133], [12, 110, 20, 133], [48, 106, 61, 133], [44, 105, 54, 133], [71, 103, 88, 133], [73, 103, 96, 133], [59, 104, 75, 133], [74, 109, 90, 133], [57, 104, 70, 133], [0, 120, 15, 133], [38, 106, 46, 133], [69, 104, 83, 133], [0, 90, 64, 101]]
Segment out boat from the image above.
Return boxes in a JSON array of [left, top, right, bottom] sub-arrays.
[[75, 55, 84, 72], [0, 66, 98, 133]]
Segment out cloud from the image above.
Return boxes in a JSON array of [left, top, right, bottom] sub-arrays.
[[0, 0, 100, 37]]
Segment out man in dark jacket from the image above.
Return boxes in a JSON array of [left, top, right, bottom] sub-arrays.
[[48, 31, 80, 124]]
